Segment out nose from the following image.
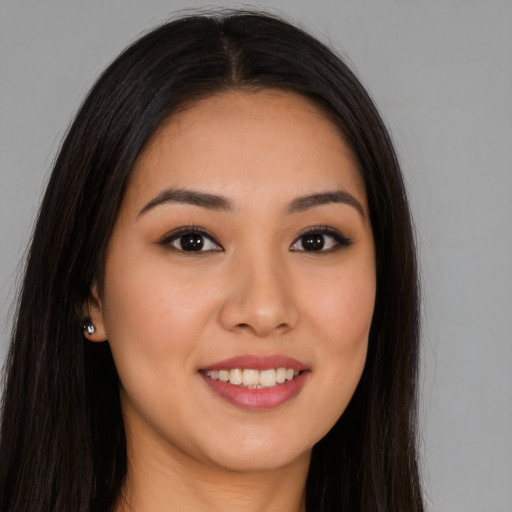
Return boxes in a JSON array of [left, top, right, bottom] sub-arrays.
[[219, 252, 299, 337]]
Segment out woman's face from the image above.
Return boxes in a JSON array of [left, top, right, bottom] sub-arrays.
[[90, 90, 376, 473]]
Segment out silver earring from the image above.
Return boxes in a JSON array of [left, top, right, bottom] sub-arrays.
[[83, 321, 95, 335]]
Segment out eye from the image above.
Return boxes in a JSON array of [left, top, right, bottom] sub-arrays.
[[290, 227, 352, 253], [160, 227, 223, 253]]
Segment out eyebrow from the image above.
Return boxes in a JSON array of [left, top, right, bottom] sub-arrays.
[[287, 191, 365, 218], [138, 188, 232, 216], [138, 187, 365, 219]]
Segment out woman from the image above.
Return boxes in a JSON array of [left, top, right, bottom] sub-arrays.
[[0, 11, 423, 512]]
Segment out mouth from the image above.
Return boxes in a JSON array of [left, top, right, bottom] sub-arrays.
[[199, 355, 309, 410], [202, 368, 302, 389]]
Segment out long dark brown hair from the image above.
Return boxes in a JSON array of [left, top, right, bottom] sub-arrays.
[[0, 10, 423, 512]]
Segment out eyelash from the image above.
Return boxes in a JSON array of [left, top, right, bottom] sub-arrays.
[[159, 225, 352, 254], [290, 225, 352, 253], [159, 225, 223, 253]]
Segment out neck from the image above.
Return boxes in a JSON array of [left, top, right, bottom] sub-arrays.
[[115, 422, 310, 512]]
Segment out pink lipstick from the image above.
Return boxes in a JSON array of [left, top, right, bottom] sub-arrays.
[[199, 354, 310, 410]]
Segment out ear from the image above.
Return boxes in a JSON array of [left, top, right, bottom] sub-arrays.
[[82, 283, 108, 342]]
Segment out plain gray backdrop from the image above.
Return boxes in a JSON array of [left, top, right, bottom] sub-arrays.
[[1, 1, 511, 511]]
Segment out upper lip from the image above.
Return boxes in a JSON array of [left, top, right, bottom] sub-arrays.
[[200, 354, 309, 372]]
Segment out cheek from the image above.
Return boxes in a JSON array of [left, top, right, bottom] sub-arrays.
[[307, 263, 376, 347], [302, 263, 375, 419], [99, 254, 224, 439], [100, 252, 219, 374]]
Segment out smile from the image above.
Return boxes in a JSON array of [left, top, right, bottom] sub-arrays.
[[199, 355, 309, 410], [203, 368, 301, 388]]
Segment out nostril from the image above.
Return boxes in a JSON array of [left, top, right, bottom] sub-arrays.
[[219, 286, 299, 336], [233, 320, 292, 337]]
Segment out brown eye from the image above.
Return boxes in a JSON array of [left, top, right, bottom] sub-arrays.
[[301, 234, 326, 251], [290, 228, 352, 253], [162, 228, 223, 253], [177, 233, 206, 251]]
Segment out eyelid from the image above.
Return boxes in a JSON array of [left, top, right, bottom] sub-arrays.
[[158, 225, 223, 252], [158, 224, 351, 253], [290, 225, 352, 252]]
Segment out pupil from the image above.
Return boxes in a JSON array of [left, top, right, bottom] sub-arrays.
[[302, 234, 324, 251], [180, 233, 204, 251]]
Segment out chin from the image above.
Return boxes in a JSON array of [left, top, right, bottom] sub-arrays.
[[209, 449, 310, 474], [199, 430, 313, 473]]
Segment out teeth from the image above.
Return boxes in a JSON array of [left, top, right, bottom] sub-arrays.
[[204, 367, 301, 388], [276, 367, 286, 384], [242, 369, 259, 386], [229, 369, 243, 385], [260, 369, 276, 387]]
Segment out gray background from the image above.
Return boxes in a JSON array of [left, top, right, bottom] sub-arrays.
[[1, 1, 511, 511]]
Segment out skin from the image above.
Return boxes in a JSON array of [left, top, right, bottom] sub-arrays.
[[87, 90, 376, 512]]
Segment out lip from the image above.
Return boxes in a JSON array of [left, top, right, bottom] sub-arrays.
[[200, 354, 308, 372], [199, 354, 310, 411]]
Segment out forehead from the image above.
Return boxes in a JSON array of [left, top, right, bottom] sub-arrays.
[[126, 90, 367, 212]]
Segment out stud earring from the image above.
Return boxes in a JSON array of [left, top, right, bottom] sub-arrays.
[[82, 321, 95, 335]]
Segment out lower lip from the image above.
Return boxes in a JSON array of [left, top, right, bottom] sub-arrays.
[[200, 371, 309, 411]]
